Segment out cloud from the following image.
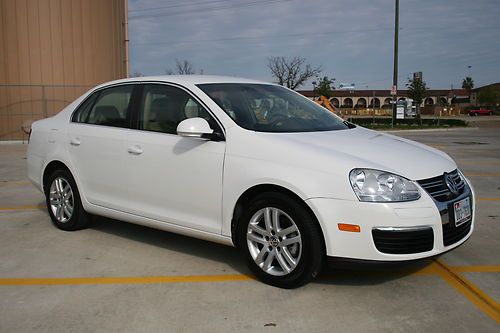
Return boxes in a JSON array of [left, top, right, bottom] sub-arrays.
[[128, 0, 500, 88]]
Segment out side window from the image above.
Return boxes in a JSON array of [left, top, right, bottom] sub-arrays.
[[139, 84, 219, 135], [72, 92, 99, 123], [77, 85, 133, 128]]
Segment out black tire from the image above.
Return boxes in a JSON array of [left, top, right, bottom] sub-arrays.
[[236, 192, 324, 288], [45, 169, 89, 231]]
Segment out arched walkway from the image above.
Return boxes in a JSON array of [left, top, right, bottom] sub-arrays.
[[342, 98, 353, 108], [370, 98, 380, 108], [356, 98, 367, 108], [383, 98, 392, 108]]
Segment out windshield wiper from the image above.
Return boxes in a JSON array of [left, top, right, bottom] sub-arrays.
[[343, 121, 357, 129]]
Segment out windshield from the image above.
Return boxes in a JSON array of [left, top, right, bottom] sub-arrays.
[[197, 83, 350, 132]]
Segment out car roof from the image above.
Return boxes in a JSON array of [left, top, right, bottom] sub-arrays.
[[94, 75, 271, 90]]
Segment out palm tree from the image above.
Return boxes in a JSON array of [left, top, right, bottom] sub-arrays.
[[462, 77, 474, 101]]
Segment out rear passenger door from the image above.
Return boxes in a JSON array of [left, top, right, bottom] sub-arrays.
[[126, 83, 226, 234], [67, 84, 135, 211]]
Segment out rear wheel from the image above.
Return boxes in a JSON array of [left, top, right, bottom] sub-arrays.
[[236, 192, 324, 288], [45, 169, 89, 231]]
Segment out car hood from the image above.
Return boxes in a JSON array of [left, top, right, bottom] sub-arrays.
[[230, 126, 456, 181]]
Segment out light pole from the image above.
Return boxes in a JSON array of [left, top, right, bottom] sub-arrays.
[[392, 0, 399, 126]]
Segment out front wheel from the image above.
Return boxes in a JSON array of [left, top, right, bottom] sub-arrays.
[[236, 192, 324, 288], [45, 169, 89, 231]]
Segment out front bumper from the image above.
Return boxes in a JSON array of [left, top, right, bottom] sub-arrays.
[[306, 181, 475, 261]]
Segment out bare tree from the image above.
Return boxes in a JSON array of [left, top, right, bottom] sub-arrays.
[[176, 59, 195, 74], [165, 59, 200, 75], [267, 56, 322, 90]]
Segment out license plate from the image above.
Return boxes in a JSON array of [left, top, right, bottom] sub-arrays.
[[454, 197, 471, 227]]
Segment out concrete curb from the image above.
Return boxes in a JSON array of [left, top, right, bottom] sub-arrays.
[[381, 127, 479, 133], [0, 140, 27, 144]]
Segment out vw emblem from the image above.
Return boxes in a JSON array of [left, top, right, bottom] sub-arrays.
[[444, 173, 459, 195], [269, 236, 279, 247]]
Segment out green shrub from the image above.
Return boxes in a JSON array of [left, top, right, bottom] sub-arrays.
[[348, 117, 468, 129]]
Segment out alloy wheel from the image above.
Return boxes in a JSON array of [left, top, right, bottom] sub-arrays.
[[246, 207, 302, 276], [49, 177, 74, 223]]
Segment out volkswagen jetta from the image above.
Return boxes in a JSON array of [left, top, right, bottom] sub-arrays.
[[27, 76, 475, 288]]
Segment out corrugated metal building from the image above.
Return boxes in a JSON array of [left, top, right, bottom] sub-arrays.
[[0, 0, 129, 140]]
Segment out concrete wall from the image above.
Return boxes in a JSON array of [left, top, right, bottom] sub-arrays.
[[0, 0, 128, 140]]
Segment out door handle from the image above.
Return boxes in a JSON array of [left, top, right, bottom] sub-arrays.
[[127, 145, 143, 155], [70, 138, 81, 146]]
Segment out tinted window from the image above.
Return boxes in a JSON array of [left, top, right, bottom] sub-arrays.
[[72, 85, 133, 128], [138, 84, 219, 135], [197, 83, 349, 132]]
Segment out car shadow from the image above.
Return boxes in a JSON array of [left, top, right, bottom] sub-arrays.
[[88, 215, 435, 286], [88, 215, 251, 275], [316, 260, 434, 286]]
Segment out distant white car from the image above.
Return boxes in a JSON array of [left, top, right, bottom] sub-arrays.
[[27, 76, 475, 288]]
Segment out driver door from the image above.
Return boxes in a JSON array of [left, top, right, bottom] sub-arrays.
[[126, 84, 226, 234]]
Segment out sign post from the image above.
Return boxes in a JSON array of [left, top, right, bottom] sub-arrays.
[[390, 85, 397, 96]]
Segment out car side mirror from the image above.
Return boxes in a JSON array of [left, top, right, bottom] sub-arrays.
[[177, 117, 214, 139]]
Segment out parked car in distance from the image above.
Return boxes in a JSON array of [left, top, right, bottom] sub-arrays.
[[27, 76, 475, 288], [468, 107, 493, 116]]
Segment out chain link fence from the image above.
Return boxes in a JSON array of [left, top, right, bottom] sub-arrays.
[[0, 84, 92, 141]]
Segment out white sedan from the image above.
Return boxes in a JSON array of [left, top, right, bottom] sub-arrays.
[[27, 76, 475, 288]]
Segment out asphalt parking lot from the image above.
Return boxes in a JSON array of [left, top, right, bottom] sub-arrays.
[[0, 124, 499, 332]]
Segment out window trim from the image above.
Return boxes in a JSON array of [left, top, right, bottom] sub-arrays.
[[70, 82, 139, 129], [132, 81, 226, 139]]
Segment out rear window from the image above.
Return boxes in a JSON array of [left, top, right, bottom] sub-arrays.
[[72, 85, 133, 128]]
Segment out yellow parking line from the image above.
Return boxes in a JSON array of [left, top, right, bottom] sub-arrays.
[[478, 198, 500, 201], [0, 180, 31, 187], [2, 266, 440, 287], [0, 274, 253, 286], [433, 259, 500, 323], [0, 204, 44, 212], [452, 265, 500, 273]]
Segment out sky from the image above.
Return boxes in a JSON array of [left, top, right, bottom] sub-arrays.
[[128, 0, 500, 90]]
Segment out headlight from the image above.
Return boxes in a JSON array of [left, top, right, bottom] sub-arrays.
[[349, 169, 420, 202]]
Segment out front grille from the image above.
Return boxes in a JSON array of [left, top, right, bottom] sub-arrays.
[[417, 169, 465, 202], [372, 227, 434, 254], [443, 219, 472, 246]]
